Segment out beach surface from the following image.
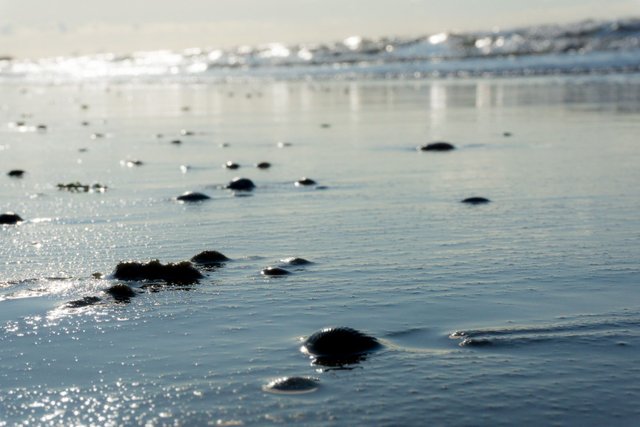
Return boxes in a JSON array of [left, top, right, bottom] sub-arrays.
[[1, 75, 639, 426]]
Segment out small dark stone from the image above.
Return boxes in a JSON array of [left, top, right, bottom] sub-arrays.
[[81, 121, 90, 126], [295, 177, 316, 186], [224, 161, 240, 170], [105, 284, 137, 302], [113, 260, 203, 284], [90, 133, 104, 139], [191, 250, 229, 264], [280, 257, 311, 265], [418, 142, 455, 151], [176, 192, 211, 202], [7, 169, 25, 178], [0, 212, 23, 224], [256, 162, 271, 169], [180, 129, 195, 136], [320, 123, 331, 128], [263, 377, 320, 394], [261, 267, 291, 276], [226, 177, 255, 191], [277, 141, 292, 148], [65, 296, 101, 308], [171, 139, 182, 145], [461, 197, 490, 205], [36, 124, 47, 132], [503, 131, 512, 137], [301, 327, 381, 363], [125, 160, 143, 167]]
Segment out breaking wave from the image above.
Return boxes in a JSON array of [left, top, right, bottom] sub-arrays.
[[1, 18, 640, 81]]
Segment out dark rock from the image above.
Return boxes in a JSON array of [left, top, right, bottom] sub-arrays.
[[301, 327, 381, 365], [7, 169, 25, 178], [0, 212, 23, 224], [224, 161, 240, 170], [418, 142, 455, 151], [180, 129, 195, 136], [113, 260, 203, 284], [503, 131, 512, 137], [461, 197, 490, 205], [277, 141, 292, 148], [226, 177, 255, 191], [295, 177, 316, 186], [36, 124, 47, 132], [261, 267, 291, 276], [124, 160, 143, 167], [90, 133, 104, 139], [171, 139, 182, 145], [280, 257, 311, 265], [176, 192, 210, 202], [191, 250, 229, 264], [263, 377, 320, 394], [105, 284, 137, 303], [320, 123, 331, 128], [256, 162, 271, 169], [65, 296, 101, 308]]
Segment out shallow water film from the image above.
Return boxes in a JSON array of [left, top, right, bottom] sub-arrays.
[[1, 75, 640, 426]]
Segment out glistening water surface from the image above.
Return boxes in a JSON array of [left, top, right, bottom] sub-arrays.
[[1, 76, 639, 426]]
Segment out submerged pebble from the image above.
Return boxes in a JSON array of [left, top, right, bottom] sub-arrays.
[[295, 177, 316, 187], [301, 327, 381, 364], [176, 192, 211, 202], [461, 197, 491, 205], [280, 257, 311, 265], [113, 260, 203, 284], [0, 212, 24, 224], [226, 177, 255, 191], [418, 142, 455, 151], [7, 169, 25, 178], [261, 267, 291, 276], [65, 296, 101, 308], [263, 377, 320, 394], [191, 250, 229, 264]]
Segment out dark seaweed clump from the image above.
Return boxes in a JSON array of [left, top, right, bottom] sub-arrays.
[[57, 182, 107, 193], [105, 284, 137, 303], [113, 260, 203, 284]]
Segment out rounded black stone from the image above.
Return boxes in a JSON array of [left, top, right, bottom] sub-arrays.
[[256, 162, 271, 169], [226, 178, 255, 191], [0, 212, 23, 225], [301, 327, 381, 359], [7, 169, 25, 178], [295, 177, 316, 186], [280, 257, 311, 265], [418, 142, 455, 151], [176, 192, 211, 202], [261, 267, 291, 276], [263, 377, 320, 394], [461, 197, 490, 205], [105, 284, 137, 302], [113, 260, 203, 284], [224, 161, 240, 170], [191, 250, 229, 264], [171, 139, 182, 145]]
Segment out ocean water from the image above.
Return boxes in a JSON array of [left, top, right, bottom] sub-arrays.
[[2, 22, 640, 425]]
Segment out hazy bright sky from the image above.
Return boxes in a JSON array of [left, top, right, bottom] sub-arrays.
[[1, 0, 638, 58]]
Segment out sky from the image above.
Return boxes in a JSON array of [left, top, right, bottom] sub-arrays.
[[0, 0, 638, 58]]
